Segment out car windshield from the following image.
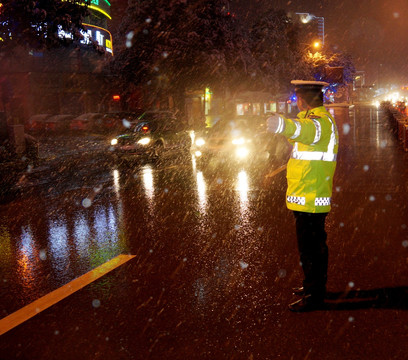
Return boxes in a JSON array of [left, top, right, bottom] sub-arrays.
[[138, 111, 176, 122], [208, 118, 252, 137]]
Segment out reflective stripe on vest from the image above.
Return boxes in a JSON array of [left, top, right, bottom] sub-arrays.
[[311, 119, 322, 144], [315, 197, 331, 206], [287, 196, 306, 206], [290, 120, 301, 139], [291, 113, 337, 162], [277, 116, 285, 133]]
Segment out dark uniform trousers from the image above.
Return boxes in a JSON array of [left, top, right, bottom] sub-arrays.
[[293, 211, 328, 299]]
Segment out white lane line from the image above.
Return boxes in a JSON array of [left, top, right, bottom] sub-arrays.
[[0, 254, 135, 336]]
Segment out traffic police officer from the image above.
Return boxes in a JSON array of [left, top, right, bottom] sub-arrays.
[[267, 80, 339, 312]]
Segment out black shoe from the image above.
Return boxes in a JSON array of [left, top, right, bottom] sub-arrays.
[[288, 295, 325, 312], [292, 286, 305, 296]]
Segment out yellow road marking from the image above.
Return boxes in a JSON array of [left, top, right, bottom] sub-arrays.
[[264, 164, 287, 178], [0, 254, 135, 336]]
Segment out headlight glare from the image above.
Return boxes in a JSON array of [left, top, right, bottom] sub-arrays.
[[138, 137, 151, 145], [195, 138, 205, 146], [232, 138, 245, 145], [236, 147, 249, 158], [110, 138, 118, 146]]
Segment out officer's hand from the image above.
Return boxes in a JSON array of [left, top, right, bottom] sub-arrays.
[[266, 113, 284, 133]]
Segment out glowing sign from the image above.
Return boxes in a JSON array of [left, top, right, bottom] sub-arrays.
[[62, 0, 112, 19], [58, 24, 113, 55], [81, 24, 113, 54], [88, 0, 111, 19]]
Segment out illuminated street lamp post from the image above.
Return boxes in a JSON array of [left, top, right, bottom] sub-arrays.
[[313, 40, 322, 50], [296, 12, 325, 46]]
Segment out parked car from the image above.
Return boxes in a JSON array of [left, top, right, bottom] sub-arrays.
[[191, 116, 290, 166], [109, 115, 191, 160], [69, 113, 104, 132], [44, 114, 74, 133], [25, 114, 53, 133]]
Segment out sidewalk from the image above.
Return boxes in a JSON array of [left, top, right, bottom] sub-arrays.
[[0, 134, 109, 202]]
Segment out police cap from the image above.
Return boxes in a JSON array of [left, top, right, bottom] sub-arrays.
[[291, 80, 329, 92]]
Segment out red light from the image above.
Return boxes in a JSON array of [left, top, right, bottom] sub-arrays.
[[113, 95, 120, 101], [142, 125, 149, 133]]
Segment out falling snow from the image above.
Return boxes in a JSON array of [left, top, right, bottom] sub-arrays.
[[122, 119, 131, 128], [239, 261, 249, 269], [82, 198, 92, 208], [1, 2, 408, 358], [278, 269, 286, 278], [39, 249, 47, 260], [342, 124, 351, 135]]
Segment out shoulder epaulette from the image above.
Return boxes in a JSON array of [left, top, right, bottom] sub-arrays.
[[308, 114, 321, 120]]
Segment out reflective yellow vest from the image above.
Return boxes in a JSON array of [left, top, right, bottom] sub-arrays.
[[275, 106, 339, 213]]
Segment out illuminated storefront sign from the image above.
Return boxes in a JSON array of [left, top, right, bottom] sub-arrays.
[[81, 24, 113, 54], [58, 24, 113, 54]]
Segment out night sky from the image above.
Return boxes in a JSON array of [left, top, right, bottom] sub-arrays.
[[110, 0, 408, 86], [231, 0, 408, 85]]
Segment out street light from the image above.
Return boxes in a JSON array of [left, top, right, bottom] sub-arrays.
[[296, 12, 325, 46], [313, 40, 322, 50]]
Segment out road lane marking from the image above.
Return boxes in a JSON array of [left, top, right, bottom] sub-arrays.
[[264, 164, 287, 178], [0, 254, 135, 336]]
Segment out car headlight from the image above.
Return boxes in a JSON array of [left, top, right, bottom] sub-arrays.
[[195, 138, 205, 146], [236, 147, 249, 158], [137, 137, 151, 145], [110, 138, 118, 146], [232, 138, 245, 145]]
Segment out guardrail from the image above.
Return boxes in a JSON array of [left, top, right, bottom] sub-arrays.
[[381, 102, 408, 152]]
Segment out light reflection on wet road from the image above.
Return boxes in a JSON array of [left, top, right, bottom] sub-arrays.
[[1, 139, 285, 314], [1, 106, 408, 359]]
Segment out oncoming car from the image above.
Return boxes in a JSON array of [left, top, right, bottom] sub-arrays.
[[109, 117, 191, 160], [191, 117, 290, 166]]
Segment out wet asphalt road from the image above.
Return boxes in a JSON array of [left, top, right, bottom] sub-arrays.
[[1, 105, 408, 359]]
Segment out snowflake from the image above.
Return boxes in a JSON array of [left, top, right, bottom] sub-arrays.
[[82, 198, 92, 208], [342, 124, 351, 135], [239, 261, 248, 269]]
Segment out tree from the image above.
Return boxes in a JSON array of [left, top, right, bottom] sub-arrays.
[[0, 0, 90, 53], [111, 0, 254, 112], [248, 9, 309, 95], [304, 48, 356, 85]]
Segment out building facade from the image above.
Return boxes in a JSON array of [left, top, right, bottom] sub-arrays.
[[0, 1, 114, 125]]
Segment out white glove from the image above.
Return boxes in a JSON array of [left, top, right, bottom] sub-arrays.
[[266, 113, 285, 133]]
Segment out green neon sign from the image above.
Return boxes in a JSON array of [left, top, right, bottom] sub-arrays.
[[90, 0, 111, 7]]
